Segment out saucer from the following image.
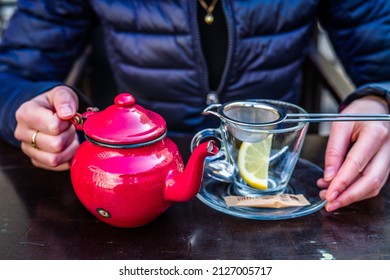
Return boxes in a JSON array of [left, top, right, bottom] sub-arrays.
[[197, 158, 326, 220]]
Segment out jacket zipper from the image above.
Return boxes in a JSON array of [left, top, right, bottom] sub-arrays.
[[193, 0, 233, 105], [193, 1, 211, 101], [216, 0, 233, 103]]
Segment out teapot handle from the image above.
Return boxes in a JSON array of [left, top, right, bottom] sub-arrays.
[[70, 107, 99, 130]]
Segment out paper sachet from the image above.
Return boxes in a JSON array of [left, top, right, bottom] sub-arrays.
[[225, 194, 311, 208]]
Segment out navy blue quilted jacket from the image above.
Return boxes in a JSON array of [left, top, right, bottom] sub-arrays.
[[1, 0, 390, 146]]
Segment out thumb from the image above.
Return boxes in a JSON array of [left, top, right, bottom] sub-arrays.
[[47, 86, 79, 120]]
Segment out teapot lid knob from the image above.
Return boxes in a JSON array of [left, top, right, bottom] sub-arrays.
[[114, 93, 136, 107]]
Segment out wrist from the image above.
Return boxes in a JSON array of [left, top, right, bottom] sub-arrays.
[[340, 87, 390, 112], [361, 95, 389, 113]]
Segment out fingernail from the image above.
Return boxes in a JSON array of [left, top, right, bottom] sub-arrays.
[[324, 167, 336, 181], [58, 104, 73, 117], [328, 191, 339, 202], [316, 178, 329, 188], [319, 190, 327, 200], [326, 201, 340, 212]]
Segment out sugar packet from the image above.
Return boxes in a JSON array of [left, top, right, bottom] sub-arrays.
[[225, 194, 310, 208]]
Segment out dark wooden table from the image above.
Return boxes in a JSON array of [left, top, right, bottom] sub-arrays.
[[0, 134, 389, 260]]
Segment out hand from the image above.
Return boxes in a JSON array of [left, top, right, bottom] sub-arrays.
[[14, 86, 80, 171], [317, 96, 390, 211]]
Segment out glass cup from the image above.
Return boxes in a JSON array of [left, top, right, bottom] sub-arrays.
[[191, 99, 309, 196]]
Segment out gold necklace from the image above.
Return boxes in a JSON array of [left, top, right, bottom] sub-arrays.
[[198, 0, 219, 25]]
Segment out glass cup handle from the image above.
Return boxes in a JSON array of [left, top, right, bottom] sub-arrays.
[[191, 128, 222, 150], [191, 128, 234, 183]]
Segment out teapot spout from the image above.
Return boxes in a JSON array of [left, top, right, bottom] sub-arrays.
[[164, 140, 218, 202]]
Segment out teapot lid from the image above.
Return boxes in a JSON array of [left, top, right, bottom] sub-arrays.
[[83, 93, 166, 145]]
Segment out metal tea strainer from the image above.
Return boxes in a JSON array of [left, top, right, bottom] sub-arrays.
[[203, 100, 390, 127]]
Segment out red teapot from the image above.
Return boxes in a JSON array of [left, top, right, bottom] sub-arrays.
[[70, 93, 218, 227]]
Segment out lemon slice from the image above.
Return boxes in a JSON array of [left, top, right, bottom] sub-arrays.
[[237, 135, 273, 190]]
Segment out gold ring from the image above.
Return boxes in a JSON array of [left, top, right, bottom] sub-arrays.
[[31, 130, 40, 149]]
